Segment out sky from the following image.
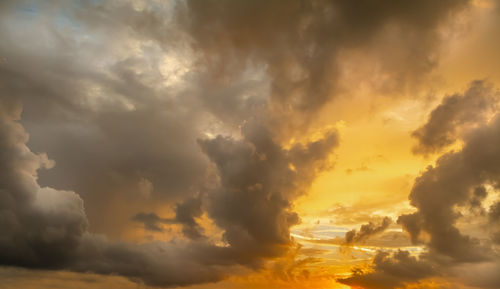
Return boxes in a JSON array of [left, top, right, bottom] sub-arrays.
[[1, 1, 500, 289]]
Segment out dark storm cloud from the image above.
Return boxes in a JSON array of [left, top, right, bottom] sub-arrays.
[[0, 0, 213, 236], [338, 250, 436, 289], [0, 99, 88, 269], [0, 0, 473, 235], [399, 115, 500, 262], [0, 1, 483, 288], [0, 100, 339, 286], [344, 217, 392, 244], [0, 100, 227, 286], [199, 120, 338, 266], [412, 80, 499, 155], [401, 82, 500, 263], [180, 0, 470, 132]]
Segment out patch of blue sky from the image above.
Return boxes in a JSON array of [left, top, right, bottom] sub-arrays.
[[14, 0, 40, 15], [12, 1, 85, 33]]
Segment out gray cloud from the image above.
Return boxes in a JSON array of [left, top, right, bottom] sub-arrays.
[[400, 118, 500, 262], [345, 84, 500, 289], [338, 250, 436, 289], [488, 201, 500, 244], [0, 4, 210, 236], [0, 99, 339, 286], [412, 80, 499, 155], [0, 100, 229, 286], [131, 212, 172, 232], [199, 120, 338, 266], [0, 0, 473, 237], [489, 201, 500, 223], [0, 98, 88, 269], [0, 1, 489, 288], [344, 217, 392, 244], [179, 0, 471, 134]]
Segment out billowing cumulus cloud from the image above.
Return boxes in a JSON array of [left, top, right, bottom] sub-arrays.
[[0, 99, 339, 286], [412, 80, 499, 155], [199, 121, 338, 265], [342, 84, 500, 289], [3, 1, 499, 288], [0, 0, 473, 237], [0, 99, 88, 268], [0, 99, 224, 286], [180, 0, 470, 134], [401, 115, 500, 262]]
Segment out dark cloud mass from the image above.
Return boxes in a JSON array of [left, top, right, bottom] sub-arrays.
[[412, 80, 499, 155], [199, 121, 338, 265], [401, 113, 500, 262], [0, 0, 472, 236], [338, 250, 436, 289], [0, 99, 224, 286], [1, 0, 493, 288], [181, 0, 470, 135], [0, 99, 88, 268], [0, 98, 338, 286]]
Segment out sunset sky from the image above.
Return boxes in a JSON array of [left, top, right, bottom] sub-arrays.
[[1, 1, 500, 289]]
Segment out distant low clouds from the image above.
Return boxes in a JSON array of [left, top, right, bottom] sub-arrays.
[[338, 250, 436, 289], [344, 217, 392, 244]]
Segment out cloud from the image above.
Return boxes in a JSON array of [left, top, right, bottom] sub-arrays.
[[0, 0, 473, 237], [0, 99, 228, 286], [0, 98, 88, 268], [344, 217, 392, 244], [338, 250, 436, 289], [179, 0, 471, 133], [488, 201, 500, 223], [0, 99, 339, 286], [131, 212, 172, 232], [400, 121, 500, 263], [133, 197, 205, 240], [0, 1, 489, 288], [199, 120, 338, 265], [342, 83, 500, 289], [412, 80, 499, 155]]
